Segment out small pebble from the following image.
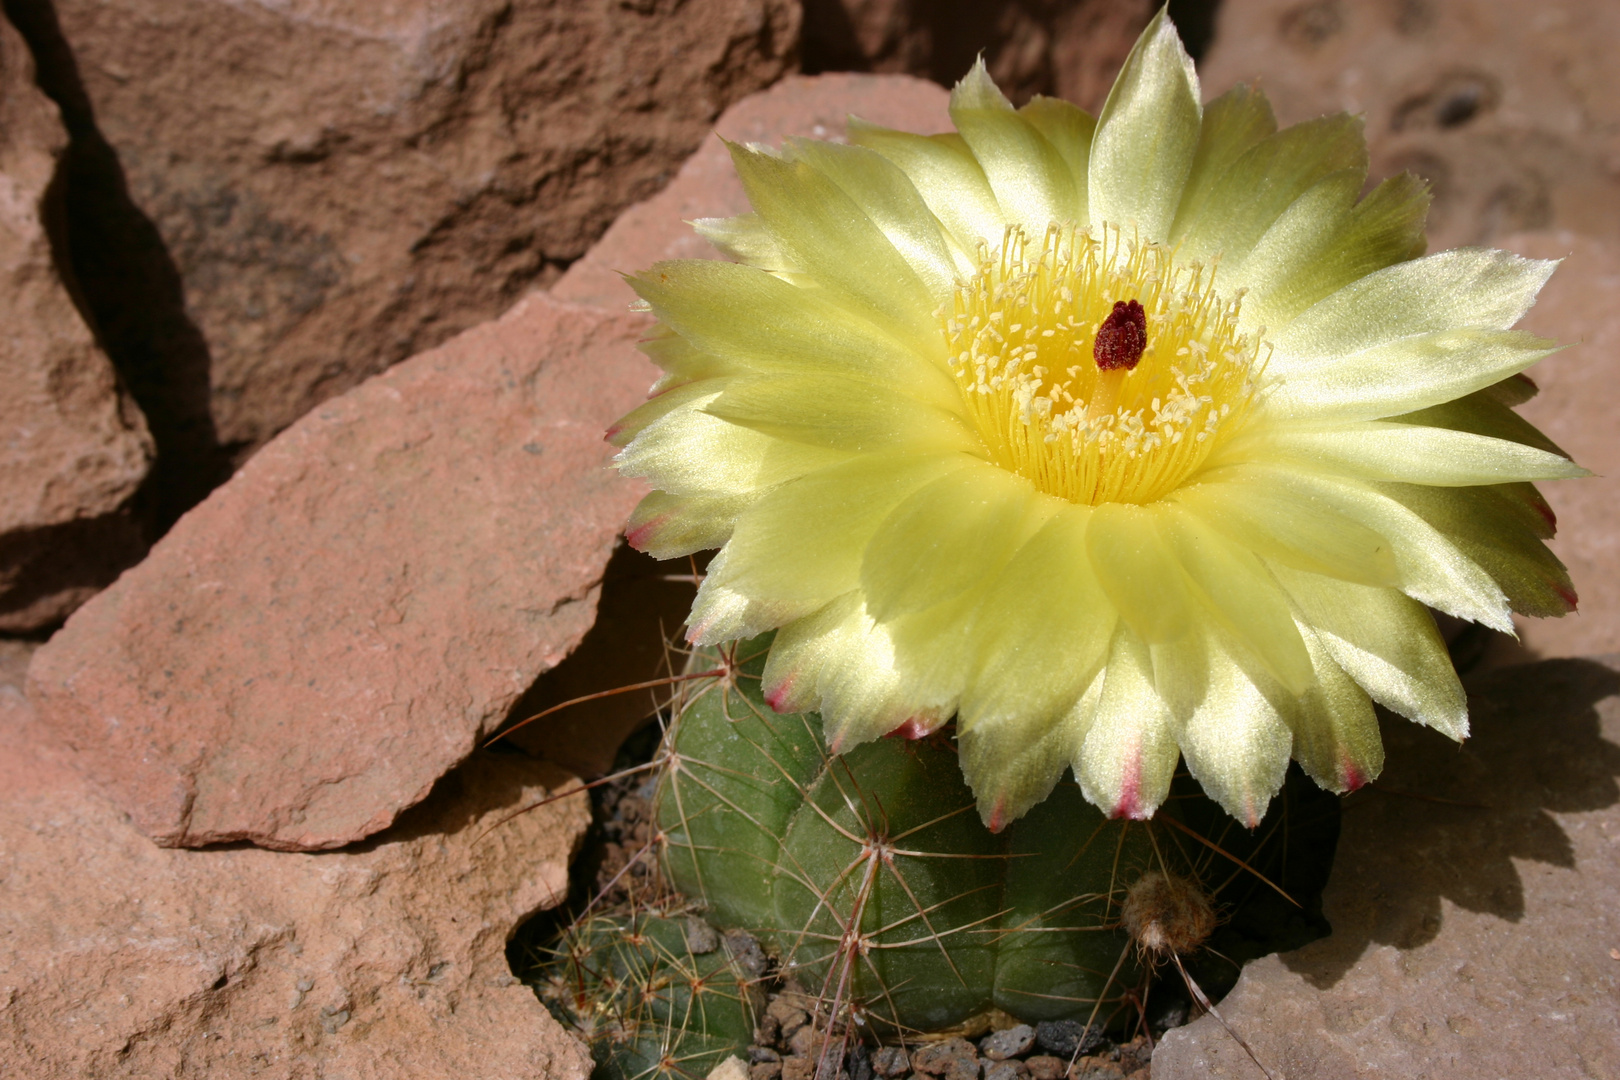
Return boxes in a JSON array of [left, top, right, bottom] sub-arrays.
[[870, 1047, 909, 1078], [768, 998, 812, 1040], [751, 1048, 783, 1064], [684, 916, 720, 954], [1024, 1056, 1065, 1080], [1033, 1020, 1104, 1059], [788, 1024, 823, 1058], [910, 1037, 980, 1080], [1069, 1059, 1125, 1080], [751, 1065, 783, 1080], [983, 1061, 1027, 1080], [782, 1059, 815, 1080], [980, 1025, 1036, 1061]]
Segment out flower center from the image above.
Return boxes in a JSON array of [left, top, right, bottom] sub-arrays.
[[940, 225, 1264, 506]]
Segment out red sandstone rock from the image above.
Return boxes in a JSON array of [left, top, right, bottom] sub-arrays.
[[1197, 0, 1620, 253], [800, 0, 1155, 111], [26, 292, 657, 851], [1152, 655, 1620, 1079], [39, 0, 798, 457], [0, 17, 151, 631], [554, 72, 954, 312], [0, 687, 592, 1080]]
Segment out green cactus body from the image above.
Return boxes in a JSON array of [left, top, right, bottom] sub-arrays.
[[656, 635, 1340, 1034], [539, 910, 758, 1080]]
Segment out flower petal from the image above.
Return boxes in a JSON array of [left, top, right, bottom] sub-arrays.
[[705, 373, 980, 455], [630, 260, 958, 406], [608, 378, 734, 448], [1017, 96, 1097, 220], [692, 212, 794, 272], [1265, 329, 1559, 422], [626, 489, 748, 559], [689, 547, 823, 645], [1085, 501, 1196, 644], [729, 141, 939, 339], [1229, 167, 1363, 319], [617, 391, 850, 497], [1165, 628, 1294, 826], [1284, 620, 1383, 794], [1272, 247, 1558, 359], [1180, 115, 1366, 272], [861, 462, 1050, 619], [1158, 503, 1315, 694], [960, 669, 1103, 831], [1389, 389, 1570, 457], [1247, 422, 1588, 486], [762, 593, 915, 747], [1270, 563, 1467, 740], [786, 138, 968, 290], [960, 503, 1117, 726], [1088, 8, 1202, 241], [1190, 464, 1512, 630], [1376, 482, 1576, 617], [1076, 625, 1180, 819], [1242, 171, 1431, 330], [950, 60, 1081, 229], [848, 120, 1007, 250], [1168, 470, 1401, 587], [713, 452, 969, 606], [1170, 83, 1277, 244]]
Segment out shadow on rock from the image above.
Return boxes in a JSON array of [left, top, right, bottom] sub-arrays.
[[1284, 656, 1620, 990]]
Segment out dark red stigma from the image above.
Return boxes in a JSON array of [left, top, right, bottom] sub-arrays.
[[1093, 299, 1148, 371]]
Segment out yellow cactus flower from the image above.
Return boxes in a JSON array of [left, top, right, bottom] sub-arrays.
[[609, 10, 1585, 827]]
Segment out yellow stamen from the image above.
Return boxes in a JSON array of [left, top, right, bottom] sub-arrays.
[[940, 224, 1265, 506]]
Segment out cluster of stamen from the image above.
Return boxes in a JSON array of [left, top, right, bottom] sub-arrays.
[[940, 224, 1264, 505]]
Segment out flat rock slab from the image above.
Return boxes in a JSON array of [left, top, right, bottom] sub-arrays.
[[0, 17, 151, 631], [552, 71, 952, 312], [0, 686, 593, 1079], [27, 291, 655, 850], [1153, 655, 1620, 1079]]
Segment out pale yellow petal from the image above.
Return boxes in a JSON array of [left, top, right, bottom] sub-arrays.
[[1241, 172, 1430, 330], [1017, 96, 1096, 220], [607, 378, 733, 449], [960, 503, 1117, 726], [1088, 8, 1202, 240], [1272, 247, 1557, 359], [729, 141, 939, 340], [1245, 421, 1587, 486], [1076, 625, 1180, 819], [959, 669, 1101, 831], [950, 60, 1080, 228], [689, 547, 824, 645], [1188, 464, 1511, 630], [786, 138, 967, 290], [616, 393, 849, 497], [1389, 389, 1570, 457], [1376, 482, 1576, 617], [761, 593, 917, 747], [1085, 501, 1196, 644], [692, 212, 794, 272], [629, 259, 959, 409], [1170, 83, 1277, 243], [1159, 503, 1315, 694], [861, 461, 1050, 619], [713, 452, 969, 606], [626, 489, 748, 559], [1169, 628, 1294, 827], [848, 120, 1007, 250], [1270, 563, 1467, 740], [1264, 329, 1559, 422], [1284, 620, 1383, 794], [1168, 471, 1400, 588], [705, 374, 980, 455], [1178, 115, 1366, 270], [1229, 168, 1363, 319]]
